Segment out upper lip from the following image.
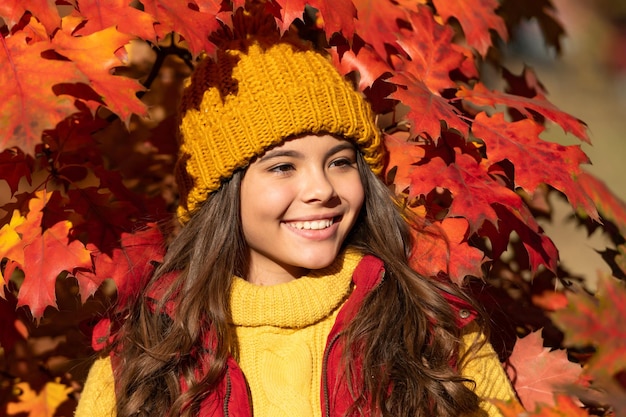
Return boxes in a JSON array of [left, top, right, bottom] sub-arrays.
[[282, 213, 341, 222]]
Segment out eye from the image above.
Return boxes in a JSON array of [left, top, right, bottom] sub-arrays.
[[329, 157, 356, 169], [269, 163, 295, 175]]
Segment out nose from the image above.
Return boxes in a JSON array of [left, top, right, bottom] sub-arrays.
[[299, 167, 337, 204]]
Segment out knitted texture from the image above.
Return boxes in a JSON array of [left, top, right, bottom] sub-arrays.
[[229, 250, 361, 416], [175, 40, 383, 221]]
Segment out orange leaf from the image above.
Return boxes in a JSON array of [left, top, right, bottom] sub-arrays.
[[352, 0, 409, 58], [507, 330, 582, 410], [551, 277, 626, 379], [433, 0, 508, 56], [279, 0, 356, 39], [410, 217, 486, 283], [0, 29, 86, 155], [577, 171, 626, 236], [72, 0, 158, 39], [140, 0, 221, 56], [6, 380, 73, 416], [18, 220, 92, 321], [0, 0, 61, 35], [52, 26, 147, 124], [494, 394, 590, 417], [395, 6, 467, 93]]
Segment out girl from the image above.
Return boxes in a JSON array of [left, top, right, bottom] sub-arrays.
[[76, 34, 517, 417]]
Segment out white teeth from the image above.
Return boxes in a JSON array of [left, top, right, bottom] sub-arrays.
[[287, 219, 334, 230]]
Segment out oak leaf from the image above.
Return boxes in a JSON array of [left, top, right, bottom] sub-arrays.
[[0, 148, 33, 195], [0, 0, 61, 35], [432, 0, 507, 56], [506, 330, 582, 410], [0, 29, 86, 155], [72, 0, 157, 39], [52, 26, 147, 124], [551, 277, 626, 378], [577, 171, 626, 236]]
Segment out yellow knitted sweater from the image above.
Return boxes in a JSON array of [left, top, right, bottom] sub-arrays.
[[75, 253, 516, 417]]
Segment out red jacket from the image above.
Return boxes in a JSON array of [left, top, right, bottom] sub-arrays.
[[93, 254, 476, 416]]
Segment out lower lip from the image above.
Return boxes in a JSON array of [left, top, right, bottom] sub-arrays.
[[282, 221, 340, 241]]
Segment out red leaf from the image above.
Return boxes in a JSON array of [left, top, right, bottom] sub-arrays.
[[507, 330, 582, 410], [472, 112, 599, 221], [410, 217, 486, 283], [577, 171, 626, 236], [0, 148, 33, 195], [278, 0, 356, 39], [432, 0, 507, 56], [352, 0, 408, 58], [72, 0, 158, 39], [0, 0, 61, 35], [407, 152, 526, 233], [395, 6, 467, 93], [495, 394, 590, 417], [0, 29, 86, 155], [457, 82, 590, 143], [330, 42, 392, 90], [140, 0, 221, 56], [52, 26, 147, 124], [551, 277, 626, 378], [91, 224, 165, 309], [384, 131, 426, 193], [389, 71, 468, 140], [18, 220, 92, 322]]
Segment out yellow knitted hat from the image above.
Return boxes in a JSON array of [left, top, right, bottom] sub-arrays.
[[175, 39, 384, 221]]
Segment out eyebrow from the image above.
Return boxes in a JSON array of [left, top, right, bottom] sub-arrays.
[[258, 142, 356, 163]]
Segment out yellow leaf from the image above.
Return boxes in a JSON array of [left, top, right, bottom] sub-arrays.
[[7, 380, 73, 416]]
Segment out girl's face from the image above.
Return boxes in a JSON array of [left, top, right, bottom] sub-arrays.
[[240, 134, 365, 285]]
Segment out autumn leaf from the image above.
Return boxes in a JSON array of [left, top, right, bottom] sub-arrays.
[[72, 0, 158, 39], [407, 152, 527, 233], [139, 0, 221, 56], [352, 0, 409, 58], [0, 148, 33, 195], [395, 6, 467, 94], [52, 25, 147, 124], [432, 0, 507, 56], [17, 220, 92, 321], [0, 211, 27, 292], [551, 277, 626, 379], [411, 217, 486, 282], [278, 0, 356, 39], [91, 224, 165, 309], [0, 29, 86, 155], [494, 394, 590, 417], [330, 42, 392, 90], [471, 112, 599, 221], [0, 0, 61, 35], [506, 330, 582, 410], [577, 171, 626, 236], [389, 71, 468, 140], [6, 380, 73, 416], [457, 82, 590, 143]]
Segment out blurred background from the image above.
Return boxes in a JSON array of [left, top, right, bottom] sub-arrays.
[[505, 0, 626, 284]]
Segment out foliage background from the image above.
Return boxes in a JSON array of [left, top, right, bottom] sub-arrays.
[[1, 0, 625, 416]]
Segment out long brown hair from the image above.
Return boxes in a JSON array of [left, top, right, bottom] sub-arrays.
[[113, 151, 483, 416]]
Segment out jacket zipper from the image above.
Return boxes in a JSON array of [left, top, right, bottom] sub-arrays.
[[322, 332, 341, 417], [223, 368, 232, 417]]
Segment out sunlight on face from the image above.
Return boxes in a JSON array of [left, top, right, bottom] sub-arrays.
[[239, 134, 365, 285]]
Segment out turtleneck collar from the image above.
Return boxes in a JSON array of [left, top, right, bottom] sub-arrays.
[[230, 249, 363, 328]]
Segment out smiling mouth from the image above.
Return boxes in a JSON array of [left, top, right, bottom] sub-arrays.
[[284, 218, 335, 230]]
